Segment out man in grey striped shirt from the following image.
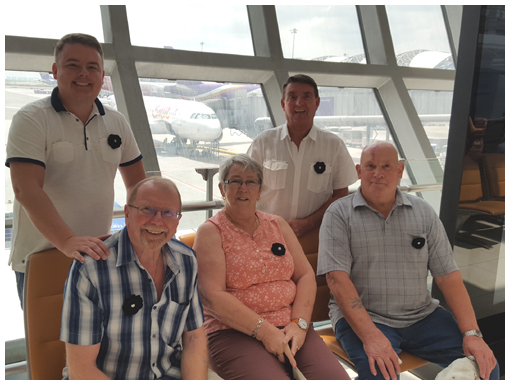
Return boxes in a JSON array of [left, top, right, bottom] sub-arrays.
[[61, 177, 207, 380], [317, 142, 498, 380]]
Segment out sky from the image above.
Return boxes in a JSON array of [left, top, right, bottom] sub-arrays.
[[3, 4, 454, 61]]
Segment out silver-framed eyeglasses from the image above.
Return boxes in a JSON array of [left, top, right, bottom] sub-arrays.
[[128, 205, 182, 220], [224, 179, 261, 188]]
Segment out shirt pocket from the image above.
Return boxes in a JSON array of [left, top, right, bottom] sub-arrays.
[[52, 141, 74, 164], [263, 160, 288, 190], [403, 232, 429, 265], [100, 138, 122, 165], [160, 301, 189, 346], [307, 163, 332, 193]]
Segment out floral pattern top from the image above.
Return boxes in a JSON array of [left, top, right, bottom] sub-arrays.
[[203, 210, 296, 334]]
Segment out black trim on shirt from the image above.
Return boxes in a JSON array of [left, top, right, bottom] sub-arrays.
[[5, 157, 46, 169], [51, 87, 105, 116], [119, 154, 143, 167]]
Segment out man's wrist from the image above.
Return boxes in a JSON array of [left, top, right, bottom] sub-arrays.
[[462, 329, 483, 338]]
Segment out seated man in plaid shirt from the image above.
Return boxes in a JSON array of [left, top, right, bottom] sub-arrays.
[[60, 177, 207, 380], [317, 142, 498, 380]]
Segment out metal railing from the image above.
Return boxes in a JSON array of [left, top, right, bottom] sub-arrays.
[[4, 178, 442, 229]]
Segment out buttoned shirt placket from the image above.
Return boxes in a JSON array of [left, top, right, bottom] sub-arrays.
[[285, 135, 309, 220]]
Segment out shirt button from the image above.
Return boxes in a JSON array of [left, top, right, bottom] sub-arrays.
[[76, 118, 79, 122], [152, 334, 156, 338], [153, 306, 157, 310], [152, 363, 155, 367], [22, 260, 25, 264]]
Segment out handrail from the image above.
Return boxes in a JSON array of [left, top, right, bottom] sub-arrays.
[[4, 184, 442, 228]]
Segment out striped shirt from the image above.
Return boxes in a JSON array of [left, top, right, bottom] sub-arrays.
[[60, 227, 204, 380], [317, 188, 458, 328]]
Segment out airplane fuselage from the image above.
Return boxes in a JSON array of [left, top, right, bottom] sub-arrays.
[[145, 96, 222, 142]]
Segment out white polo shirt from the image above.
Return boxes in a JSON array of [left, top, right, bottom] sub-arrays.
[[6, 88, 143, 272], [247, 123, 357, 221]]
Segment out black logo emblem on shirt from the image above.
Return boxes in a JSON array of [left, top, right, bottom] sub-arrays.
[[314, 161, 326, 174], [412, 237, 426, 249], [271, 243, 286, 256], [108, 134, 122, 149], [123, 294, 143, 316]]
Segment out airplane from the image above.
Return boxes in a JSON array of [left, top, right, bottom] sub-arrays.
[[106, 95, 223, 144]]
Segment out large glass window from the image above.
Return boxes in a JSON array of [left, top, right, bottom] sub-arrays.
[[117, 79, 270, 230], [3, 5, 103, 41], [126, 5, 254, 55], [408, 90, 453, 168], [386, 5, 454, 70], [275, 5, 365, 62]]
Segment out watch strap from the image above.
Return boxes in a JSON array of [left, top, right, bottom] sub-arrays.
[[462, 329, 483, 338]]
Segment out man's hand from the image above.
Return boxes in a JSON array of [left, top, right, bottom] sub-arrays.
[[287, 218, 309, 238], [362, 330, 401, 380], [61, 235, 111, 262], [463, 336, 497, 380]]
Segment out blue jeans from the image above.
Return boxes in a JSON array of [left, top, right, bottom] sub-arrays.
[[15, 271, 25, 309], [335, 307, 500, 380]]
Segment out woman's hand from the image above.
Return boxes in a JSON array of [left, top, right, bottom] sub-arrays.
[[283, 322, 307, 356], [257, 322, 296, 367]]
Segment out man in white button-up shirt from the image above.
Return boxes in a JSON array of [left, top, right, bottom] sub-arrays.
[[247, 74, 357, 238]]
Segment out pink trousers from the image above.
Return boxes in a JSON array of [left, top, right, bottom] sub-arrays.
[[207, 326, 351, 380]]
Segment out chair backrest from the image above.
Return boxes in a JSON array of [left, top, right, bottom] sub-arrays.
[[179, 232, 196, 248], [483, 153, 505, 199], [459, 156, 483, 202], [24, 249, 72, 380], [297, 227, 331, 323]]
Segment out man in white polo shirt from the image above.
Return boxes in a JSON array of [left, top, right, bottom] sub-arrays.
[[247, 74, 357, 238], [6, 33, 146, 307]]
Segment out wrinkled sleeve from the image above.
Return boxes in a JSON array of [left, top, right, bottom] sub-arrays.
[[60, 260, 104, 345], [317, 203, 353, 277]]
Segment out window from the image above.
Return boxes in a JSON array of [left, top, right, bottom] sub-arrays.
[[408, 90, 453, 168], [126, 5, 254, 55], [133, 78, 270, 229], [386, 5, 454, 69], [4, 5, 103, 41], [275, 5, 365, 62]]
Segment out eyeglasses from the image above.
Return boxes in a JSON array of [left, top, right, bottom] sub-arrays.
[[128, 205, 182, 220], [224, 179, 261, 188]]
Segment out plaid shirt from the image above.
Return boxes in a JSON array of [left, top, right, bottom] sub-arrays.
[[317, 188, 458, 329], [60, 227, 204, 380]]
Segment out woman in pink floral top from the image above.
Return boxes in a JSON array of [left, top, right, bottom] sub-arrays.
[[194, 154, 349, 380]]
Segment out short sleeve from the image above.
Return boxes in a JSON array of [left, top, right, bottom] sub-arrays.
[[331, 138, 358, 191], [112, 110, 142, 167], [6, 110, 48, 167], [427, 212, 459, 277], [317, 203, 353, 277], [60, 260, 104, 345], [246, 137, 263, 168], [184, 271, 204, 332]]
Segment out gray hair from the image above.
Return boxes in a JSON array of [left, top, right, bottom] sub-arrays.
[[219, 154, 263, 186]]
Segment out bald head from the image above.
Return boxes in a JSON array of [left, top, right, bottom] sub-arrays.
[[360, 142, 399, 165], [356, 142, 404, 210], [128, 176, 182, 211]]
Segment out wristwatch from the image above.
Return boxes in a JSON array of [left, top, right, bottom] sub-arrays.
[[462, 329, 483, 338], [292, 318, 309, 332]]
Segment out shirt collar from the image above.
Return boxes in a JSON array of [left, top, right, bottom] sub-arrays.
[[279, 123, 318, 142], [50, 86, 106, 116], [353, 187, 412, 209], [115, 227, 180, 276]]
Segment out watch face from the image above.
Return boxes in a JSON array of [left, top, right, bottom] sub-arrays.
[[297, 318, 307, 330]]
